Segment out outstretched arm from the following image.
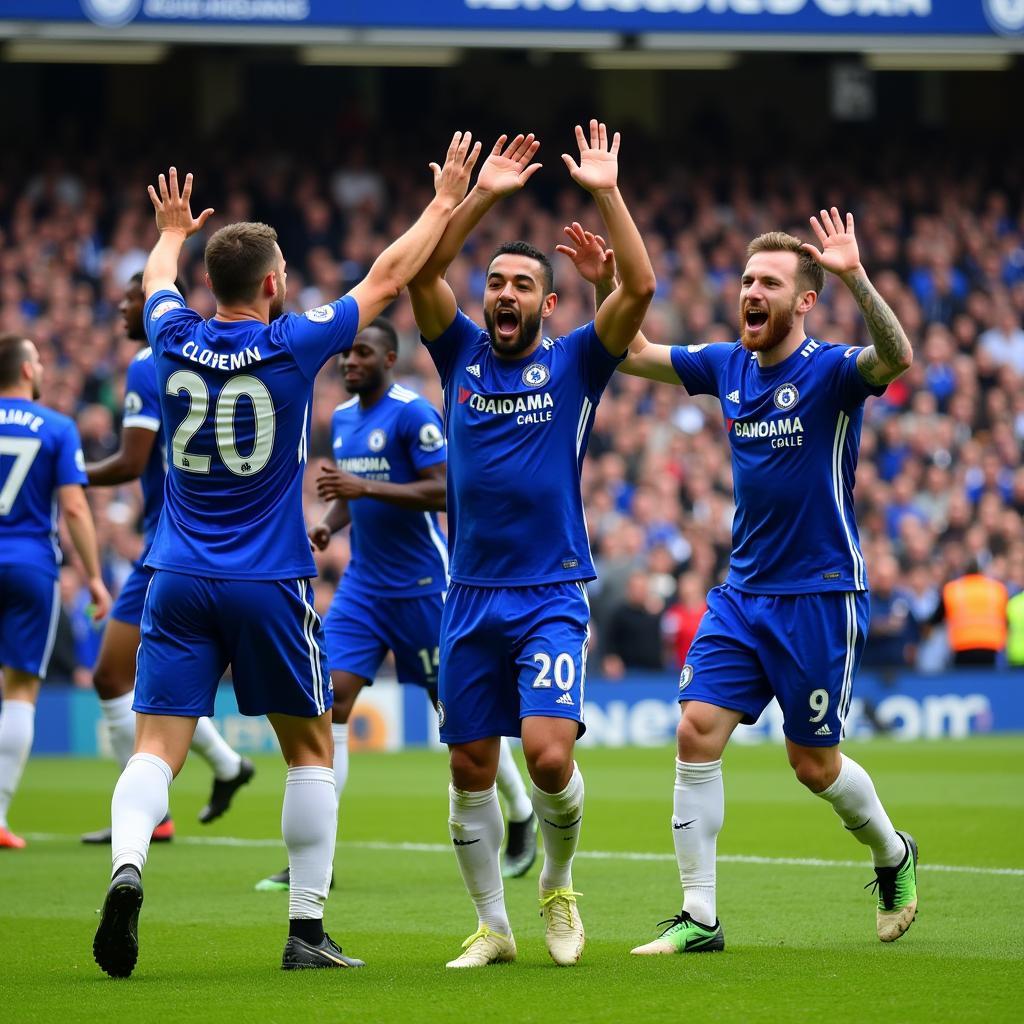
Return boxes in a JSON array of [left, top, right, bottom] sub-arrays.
[[409, 133, 542, 341], [316, 462, 446, 512], [86, 428, 156, 486], [348, 132, 481, 332], [802, 207, 913, 386], [558, 225, 678, 384], [143, 167, 214, 298], [562, 121, 655, 356]]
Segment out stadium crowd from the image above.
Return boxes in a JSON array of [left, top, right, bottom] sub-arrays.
[[3, 141, 1021, 679]]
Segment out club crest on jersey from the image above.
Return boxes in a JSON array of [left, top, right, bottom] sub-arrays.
[[522, 363, 550, 388], [774, 383, 799, 411], [368, 428, 387, 452], [679, 664, 694, 691], [304, 305, 335, 323], [150, 299, 181, 321]]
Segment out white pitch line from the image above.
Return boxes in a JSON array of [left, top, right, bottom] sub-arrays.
[[24, 833, 1024, 878]]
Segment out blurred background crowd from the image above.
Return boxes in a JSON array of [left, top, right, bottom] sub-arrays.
[[3, 126, 1021, 683]]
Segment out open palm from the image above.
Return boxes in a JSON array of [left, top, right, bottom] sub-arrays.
[[562, 120, 620, 194], [802, 207, 862, 277], [475, 133, 542, 198], [555, 222, 616, 287]]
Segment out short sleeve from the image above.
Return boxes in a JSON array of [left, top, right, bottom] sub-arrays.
[[573, 320, 625, 397], [122, 354, 161, 433], [669, 343, 721, 397], [279, 296, 360, 381], [400, 400, 447, 473], [143, 288, 197, 356], [831, 345, 887, 409], [56, 421, 87, 487], [421, 309, 483, 386]]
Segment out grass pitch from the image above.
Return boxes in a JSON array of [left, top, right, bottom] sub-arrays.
[[3, 738, 1022, 1023]]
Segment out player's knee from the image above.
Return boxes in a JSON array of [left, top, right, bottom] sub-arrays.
[[525, 746, 573, 793], [92, 660, 132, 701], [790, 754, 837, 793], [449, 746, 494, 791], [676, 713, 716, 761]]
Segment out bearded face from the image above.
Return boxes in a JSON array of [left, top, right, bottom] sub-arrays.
[[739, 291, 798, 353]]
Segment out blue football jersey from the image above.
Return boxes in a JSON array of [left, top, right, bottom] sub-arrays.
[[0, 398, 87, 577], [425, 310, 621, 586], [332, 383, 448, 597], [143, 288, 359, 580], [670, 338, 885, 594], [121, 347, 166, 558]]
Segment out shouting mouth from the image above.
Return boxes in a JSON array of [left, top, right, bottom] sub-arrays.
[[495, 306, 520, 341], [744, 306, 769, 335]]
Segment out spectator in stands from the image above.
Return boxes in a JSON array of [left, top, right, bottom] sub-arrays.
[[861, 555, 918, 674], [601, 570, 666, 679], [661, 572, 708, 670]]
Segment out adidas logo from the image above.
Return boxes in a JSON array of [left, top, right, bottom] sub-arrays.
[[801, 340, 821, 358], [726, 389, 740, 403], [466, 364, 481, 378], [555, 692, 574, 706], [814, 723, 832, 736]]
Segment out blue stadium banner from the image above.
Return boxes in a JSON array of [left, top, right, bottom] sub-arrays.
[[4, 1, 1024, 38], [25, 669, 1024, 756]]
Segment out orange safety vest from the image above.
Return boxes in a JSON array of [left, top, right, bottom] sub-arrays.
[[942, 575, 1009, 653]]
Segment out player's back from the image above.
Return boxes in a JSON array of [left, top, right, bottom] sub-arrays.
[[332, 384, 447, 597], [0, 397, 86, 575], [143, 289, 359, 581]]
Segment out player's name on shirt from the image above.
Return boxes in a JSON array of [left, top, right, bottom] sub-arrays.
[[0, 407, 45, 431], [180, 339, 263, 371]]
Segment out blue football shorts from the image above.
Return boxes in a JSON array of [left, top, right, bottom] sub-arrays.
[[134, 570, 330, 718], [679, 583, 869, 747], [323, 583, 443, 700], [437, 581, 590, 745], [0, 564, 60, 678], [110, 562, 154, 628]]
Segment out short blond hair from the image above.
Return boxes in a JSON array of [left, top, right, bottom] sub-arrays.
[[746, 231, 824, 296]]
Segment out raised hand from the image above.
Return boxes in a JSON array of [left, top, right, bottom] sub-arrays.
[[429, 131, 483, 209], [475, 133, 542, 199], [802, 207, 863, 278], [555, 222, 616, 288], [562, 119, 620, 195], [147, 167, 214, 238]]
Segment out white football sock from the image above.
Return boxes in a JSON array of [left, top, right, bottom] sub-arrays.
[[674, 759, 723, 927], [99, 691, 136, 768], [0, 700, 35, 830], [448, 784, 510, 935], [533, 763, 585, 892], [817, 754, 905, 867], [190, 717, 242, 781], [496, 738, 534, 823], [283, 766, 337, 920], [111, 752, 172, 875], [332, 723, 349, 804]]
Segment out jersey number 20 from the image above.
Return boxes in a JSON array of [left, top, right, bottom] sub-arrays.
[[167, 371, 275, 477]]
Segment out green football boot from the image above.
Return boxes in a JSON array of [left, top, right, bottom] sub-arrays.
[[869, 830, 918, 942], [630, 911, 724, 955]]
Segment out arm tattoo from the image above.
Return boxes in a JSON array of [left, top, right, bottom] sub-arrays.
[[849, 273, 912, 384]]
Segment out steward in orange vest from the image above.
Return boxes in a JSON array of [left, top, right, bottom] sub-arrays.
[[934, 571, 1008, 667]]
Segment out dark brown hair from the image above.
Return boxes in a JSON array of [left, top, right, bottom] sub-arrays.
[[204, 222, 279, 305], [0, 332, 31, 389]]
